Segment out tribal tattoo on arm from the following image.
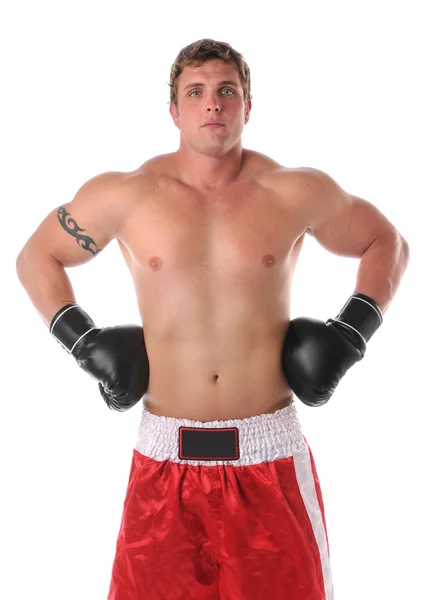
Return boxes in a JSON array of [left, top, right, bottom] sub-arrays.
[[57, 206, 101, 256]]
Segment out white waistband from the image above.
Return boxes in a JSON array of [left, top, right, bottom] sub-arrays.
[[134, 401, 308, 467]]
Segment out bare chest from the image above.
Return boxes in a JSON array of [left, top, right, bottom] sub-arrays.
[[116, 180, 307, 283]]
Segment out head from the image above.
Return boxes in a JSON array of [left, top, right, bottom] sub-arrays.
[[168, 39, 253, 156]]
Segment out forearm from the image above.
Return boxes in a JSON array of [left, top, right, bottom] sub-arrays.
[[353, 233, 410, 314], [16, 249, 76, 327]]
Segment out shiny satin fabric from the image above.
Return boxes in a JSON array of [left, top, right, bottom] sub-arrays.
[[107, 405, 334, 599]]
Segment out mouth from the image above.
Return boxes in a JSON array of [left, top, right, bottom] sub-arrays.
[[202, 123, 225, 128]]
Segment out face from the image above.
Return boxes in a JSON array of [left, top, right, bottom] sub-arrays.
[[169, 60, 252, 157]]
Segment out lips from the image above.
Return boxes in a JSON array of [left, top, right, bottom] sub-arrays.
[[203, 122, 225, 127]]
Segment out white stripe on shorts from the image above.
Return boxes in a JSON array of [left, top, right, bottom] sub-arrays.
[[293, 449, 335, 600]]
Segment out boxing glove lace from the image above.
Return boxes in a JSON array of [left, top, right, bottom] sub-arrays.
[[49, 304, 149, 411], [282, 293, 383, 407]]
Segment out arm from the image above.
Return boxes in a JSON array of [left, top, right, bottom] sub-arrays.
[[282, 168, 410, 406], [301, 168, 410, 313], [16, 171, 126, 325], [16, 172, 149, 411]]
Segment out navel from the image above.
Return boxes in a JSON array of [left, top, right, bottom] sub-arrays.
[[262, 254, 276, 268]]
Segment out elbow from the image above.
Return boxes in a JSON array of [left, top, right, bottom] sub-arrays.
[[16, 240, 31, 267], [16, 246, 38, 278], [402, 235, 410, 256], [383, 230, 410, 265], [399, 235, 410, 268], [393, 234, 410, 283], [16, 250, 30, 285], [15, 250, 26, 274]]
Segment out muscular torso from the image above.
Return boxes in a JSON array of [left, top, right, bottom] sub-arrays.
[[116, 149, 309, 421]]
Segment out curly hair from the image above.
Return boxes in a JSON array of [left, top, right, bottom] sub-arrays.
[[168, 39, 252, 106]]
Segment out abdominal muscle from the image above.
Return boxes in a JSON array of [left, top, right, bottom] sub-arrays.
[[127, 261, 299, 422], [142, 321, 294, 422]]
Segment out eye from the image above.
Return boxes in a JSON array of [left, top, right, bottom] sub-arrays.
[[189, 88, 235, 97]]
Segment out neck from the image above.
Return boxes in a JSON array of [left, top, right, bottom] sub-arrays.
[[174, 143, 245, 192]]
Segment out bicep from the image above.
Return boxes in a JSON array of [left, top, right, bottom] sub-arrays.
[[303, 169, 398, 258], [20, 172, 124, 268]]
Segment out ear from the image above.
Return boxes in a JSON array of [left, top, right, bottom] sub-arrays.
[[169, 102, 180, 128], [245, 98, 252, 124]]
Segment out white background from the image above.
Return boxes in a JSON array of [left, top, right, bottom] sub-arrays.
[[1, 0, 426, 598]]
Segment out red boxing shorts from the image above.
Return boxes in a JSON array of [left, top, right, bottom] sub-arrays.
[[107, 402, 334, 599]]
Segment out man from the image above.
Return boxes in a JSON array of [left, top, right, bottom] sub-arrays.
[[16, 39, 409, 600]]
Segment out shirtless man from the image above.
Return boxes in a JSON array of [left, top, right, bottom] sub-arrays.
[[16, 39, 409, 599]]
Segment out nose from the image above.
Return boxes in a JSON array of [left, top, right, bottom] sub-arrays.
[[205, 92, 221, 112]]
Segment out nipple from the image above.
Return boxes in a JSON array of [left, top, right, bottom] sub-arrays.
[[148, 256, 163, 271], [262, 254, 276, 267]]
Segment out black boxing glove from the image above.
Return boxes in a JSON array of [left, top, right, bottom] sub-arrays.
[[282, 293, 383, 407], [49, 304, 149, 411]]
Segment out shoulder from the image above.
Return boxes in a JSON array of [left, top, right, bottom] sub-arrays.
[[240, 149, 283, 182], [278, 168, 398, 248], [130, 152, 176, 178], [288, 167, 348, 199], [69, 166, 158, 229], [67, 156, 174, 234], [122, 152, 181, 191], [82, 154, 175, 201], [265, 165, 345, 194], [241, 153, 338, 195], [264, 166, 352, 229]]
